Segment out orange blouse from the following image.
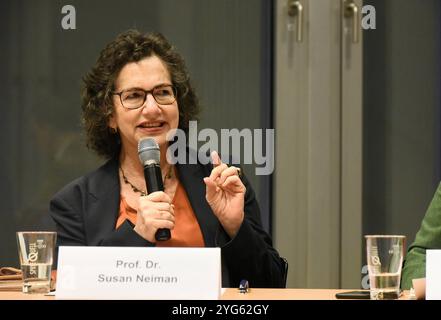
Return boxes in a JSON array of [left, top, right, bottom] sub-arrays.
[[115, 181, 205, 247]]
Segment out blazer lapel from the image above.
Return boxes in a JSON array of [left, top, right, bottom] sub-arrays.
[[176, 150, 219, 247], [84, 158, 121, 245]]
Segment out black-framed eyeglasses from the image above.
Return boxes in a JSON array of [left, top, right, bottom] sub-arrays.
[[112, 84, 177, 109]]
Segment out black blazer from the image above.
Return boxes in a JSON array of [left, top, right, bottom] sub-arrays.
[[50, 152, 285, 288]]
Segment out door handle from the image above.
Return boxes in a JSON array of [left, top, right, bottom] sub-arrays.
[[287, 0, 304, 42], [343, 0, 360, 43]]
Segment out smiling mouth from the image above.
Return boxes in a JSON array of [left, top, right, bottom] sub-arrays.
[[137, 122, 165, 129]]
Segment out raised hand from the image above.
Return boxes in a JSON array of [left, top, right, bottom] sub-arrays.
[[203, 151, 246, 238]]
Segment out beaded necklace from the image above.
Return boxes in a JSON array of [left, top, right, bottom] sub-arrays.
[[120, 165, 172, 196]]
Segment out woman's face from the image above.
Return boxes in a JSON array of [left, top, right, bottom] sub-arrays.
[[109, 55, 179, 154]]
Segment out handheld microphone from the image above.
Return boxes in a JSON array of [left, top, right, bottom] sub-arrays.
[[138, 137, 171, 241]]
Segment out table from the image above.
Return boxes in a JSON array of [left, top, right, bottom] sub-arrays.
[[0, 289, 411, 300]]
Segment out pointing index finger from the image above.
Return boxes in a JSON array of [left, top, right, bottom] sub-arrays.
[[211, 150, 222, 167]]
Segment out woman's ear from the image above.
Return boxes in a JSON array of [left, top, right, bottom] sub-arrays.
[[108, 114, 117, 131]]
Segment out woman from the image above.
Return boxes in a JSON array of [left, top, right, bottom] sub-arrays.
[[401, 183, 441, 289], [50, 29, 285, 288]]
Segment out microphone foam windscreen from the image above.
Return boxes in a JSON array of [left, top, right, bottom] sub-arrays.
[[138, 138, 160, 165]]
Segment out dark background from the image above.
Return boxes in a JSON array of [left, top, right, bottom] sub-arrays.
[[363, 0, 441, 239]]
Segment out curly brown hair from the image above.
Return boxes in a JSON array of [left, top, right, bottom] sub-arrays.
[[81, 29, 200, 159]]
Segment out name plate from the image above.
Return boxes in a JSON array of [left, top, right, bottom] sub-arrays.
[[56, 246, 221, 300], [426, 250, 441, 300]]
